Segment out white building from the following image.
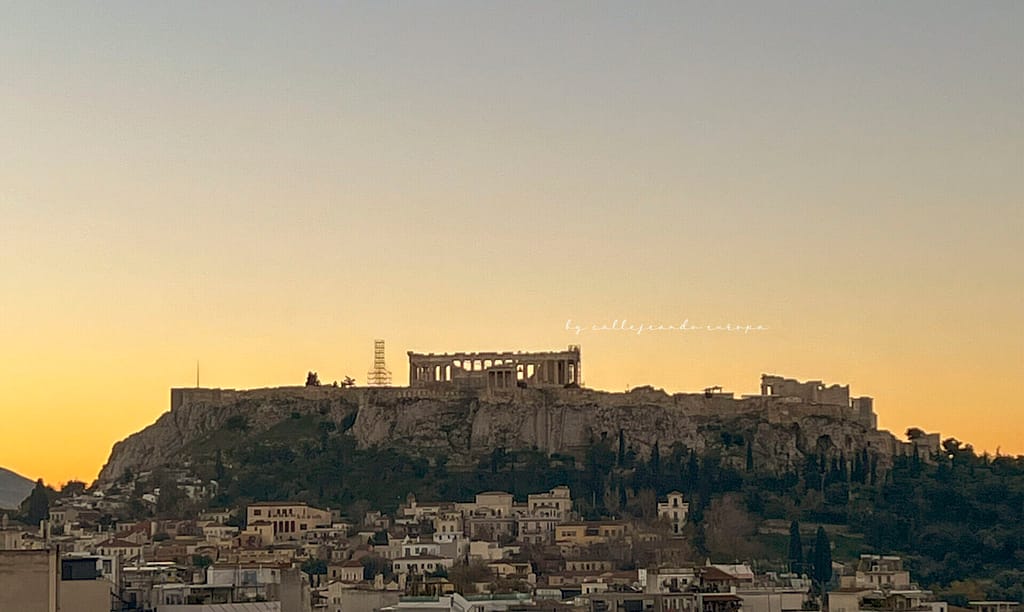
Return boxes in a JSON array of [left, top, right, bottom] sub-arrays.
[[526, 486, 572, 520], [657, 492, 689, 535]]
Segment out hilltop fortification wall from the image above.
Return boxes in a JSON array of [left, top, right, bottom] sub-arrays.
[[167, 384, 871, 431], [97, 382, 899, 486]]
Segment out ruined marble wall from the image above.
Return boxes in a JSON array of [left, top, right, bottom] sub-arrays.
[[760, 374, 851, 406]]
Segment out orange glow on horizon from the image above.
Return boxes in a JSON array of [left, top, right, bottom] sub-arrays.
[[1, 3, 1021, 486]]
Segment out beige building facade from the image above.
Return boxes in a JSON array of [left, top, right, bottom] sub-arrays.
[[246, 502, 332, 542]]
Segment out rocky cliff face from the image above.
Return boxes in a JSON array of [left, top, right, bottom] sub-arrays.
[[97, 388, 361, 485], [96, 385, 894, 485]]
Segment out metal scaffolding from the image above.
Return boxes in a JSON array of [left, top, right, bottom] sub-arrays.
[[366, 339, 392, 386]]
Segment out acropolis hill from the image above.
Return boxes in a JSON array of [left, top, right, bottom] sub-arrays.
[[96, 347, 936, 486]]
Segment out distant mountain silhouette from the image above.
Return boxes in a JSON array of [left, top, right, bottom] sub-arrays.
[[0, 467, 34, 510]]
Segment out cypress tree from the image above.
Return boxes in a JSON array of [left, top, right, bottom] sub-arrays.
[[214, 449, 226, 482], [617, 430, 626, 467], [687, 451, 699, 487], [813, 526, 833, 585], [24, 480, 50, 526], [650, 441, 661, 477], [788, 520, 803, 573]]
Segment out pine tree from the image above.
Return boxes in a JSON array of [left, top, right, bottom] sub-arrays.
[[617, 430, 626, 467], [746, 441, 754, 472]]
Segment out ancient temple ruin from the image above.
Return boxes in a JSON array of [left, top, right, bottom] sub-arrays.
[[760, 373, 877, 428], [408, 346, 581, 389]]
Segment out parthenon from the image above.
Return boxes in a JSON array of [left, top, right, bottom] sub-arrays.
[[408, 346, 581, 389]]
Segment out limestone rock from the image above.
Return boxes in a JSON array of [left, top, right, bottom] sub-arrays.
[[96, 386, 898, 486]]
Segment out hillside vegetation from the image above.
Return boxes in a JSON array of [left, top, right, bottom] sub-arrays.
[[118, 410, 1024, 602]]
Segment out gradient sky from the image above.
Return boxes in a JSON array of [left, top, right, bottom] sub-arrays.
[[1, 2, 1021, 486]]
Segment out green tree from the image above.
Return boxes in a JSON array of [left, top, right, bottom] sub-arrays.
[[812, 526, 832, 586], [788, 520, 803, 574], [60, 480, 87, 497], [426, 565, 448, 578], [686, 451, 699, 487], [361, 555, 391, 581], [702, 493, 762, 560], [225, 415, 249, 432], [649, 441, 661, 479], [301, 558, 327, 586], [225, 509, 245, 529], [449, 562, 492, 594], [23, 480, 51, 525], [214, 450, 226, 482], [156, 483, 186, 516]]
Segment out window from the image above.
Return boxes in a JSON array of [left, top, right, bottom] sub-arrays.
[[254, 509, 262, 516]]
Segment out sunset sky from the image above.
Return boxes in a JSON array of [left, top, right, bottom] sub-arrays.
[[1, 2, 1021, 486]]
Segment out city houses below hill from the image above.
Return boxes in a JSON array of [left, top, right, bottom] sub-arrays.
[[1, 487, 1020, 612]]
